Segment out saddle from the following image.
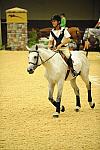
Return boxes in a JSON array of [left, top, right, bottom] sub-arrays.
[[58, 51, 81, 80], [58, 51, 72, 80], [58, 51, 74, 66]]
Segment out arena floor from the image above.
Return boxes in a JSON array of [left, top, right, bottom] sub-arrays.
[[0, 51, 100, 150]]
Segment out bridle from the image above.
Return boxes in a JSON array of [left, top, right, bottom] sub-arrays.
[[29, 50, 57, 68], [29, 51, 40, 66]]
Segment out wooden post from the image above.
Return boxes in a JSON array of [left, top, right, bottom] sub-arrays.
[[6, 7, 28, 50]]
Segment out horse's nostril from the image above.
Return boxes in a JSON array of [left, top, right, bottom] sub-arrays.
[[30, 69, 33, 72], [27, 68, 34, 74]]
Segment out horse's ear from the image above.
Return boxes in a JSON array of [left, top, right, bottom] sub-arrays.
[[26, 45, 31, 51], [36, 45, 38, 50]]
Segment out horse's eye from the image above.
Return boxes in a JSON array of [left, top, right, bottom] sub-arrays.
[[34, 56, 37, 59]]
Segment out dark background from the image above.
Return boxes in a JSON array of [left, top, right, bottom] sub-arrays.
[[0, 0, 100, 45], [0, 0, 100, 20]]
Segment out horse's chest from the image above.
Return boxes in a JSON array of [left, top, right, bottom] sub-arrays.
[[45, 69, 62, 82]]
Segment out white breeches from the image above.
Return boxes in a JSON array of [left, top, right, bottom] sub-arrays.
[[58, 47, 70, 58]]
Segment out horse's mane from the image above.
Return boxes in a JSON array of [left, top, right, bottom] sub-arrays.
[[30, 43, 48, 50], [31, 44, 56, 55], [36, 43, 48, 49]]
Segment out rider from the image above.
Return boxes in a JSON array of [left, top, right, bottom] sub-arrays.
[[48, 14, 78, 77]]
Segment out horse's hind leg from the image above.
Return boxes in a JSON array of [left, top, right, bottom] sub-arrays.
[[70, 78, 81, 112], [81, 75, 95, 109], [88, 81, 95, 108], [87, 81, 95, 108]]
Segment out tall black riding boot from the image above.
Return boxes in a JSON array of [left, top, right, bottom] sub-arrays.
[[67, 55, 78, 77]]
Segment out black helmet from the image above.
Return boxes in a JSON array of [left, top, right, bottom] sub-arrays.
[[51, 15, 61, 24]]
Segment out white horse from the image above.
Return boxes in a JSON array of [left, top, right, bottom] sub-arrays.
[[27, 44, 95, 117]]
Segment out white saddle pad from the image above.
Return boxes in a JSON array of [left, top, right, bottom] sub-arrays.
[[71, 51, 83, 73]]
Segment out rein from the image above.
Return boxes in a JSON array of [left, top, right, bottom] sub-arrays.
[[29, 50, 57, 67]]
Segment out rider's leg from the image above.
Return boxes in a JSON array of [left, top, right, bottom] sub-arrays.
[[67, 55, 79, 77], [59, 48, 78, 77]]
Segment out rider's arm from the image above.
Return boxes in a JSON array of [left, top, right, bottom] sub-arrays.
[[56, 37, 71, 50], [56, 28, 71, 51], [48, 40, 54, 49], [48, 31, 54, 49]]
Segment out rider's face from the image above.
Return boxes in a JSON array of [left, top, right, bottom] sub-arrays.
[[51, 20, 58, 28]]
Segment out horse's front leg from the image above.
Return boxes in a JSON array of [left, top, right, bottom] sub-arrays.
[[48, 81, 65, 114], [53, 80, 64, 117], [48, 82, 57, 107]]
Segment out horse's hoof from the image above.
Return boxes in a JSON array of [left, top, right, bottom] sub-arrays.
[[53, 112, 59, 118], [75, 106, 80, 112], [75, 108, 80, 112], [61, 105, 65, 112], [91, 103, 95, 109]]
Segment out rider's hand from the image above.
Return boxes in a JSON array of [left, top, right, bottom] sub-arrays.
[[56, 45, 61, 51], [48, 45, 53, 50], [52, 47, 56, 51]]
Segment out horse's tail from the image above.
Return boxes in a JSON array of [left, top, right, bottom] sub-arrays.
[[82, 48, 88, 57], [86, 50, 88, 57]]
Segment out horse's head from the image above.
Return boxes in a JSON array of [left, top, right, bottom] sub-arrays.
[[68, 27, 82, 42], [27, 44, 56, 74], [26, 45, 41, 74]]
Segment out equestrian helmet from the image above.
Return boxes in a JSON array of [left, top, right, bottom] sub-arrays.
[[51, 15, 61, 24]]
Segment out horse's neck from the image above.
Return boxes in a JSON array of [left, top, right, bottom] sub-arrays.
[[39, 48, 67, 74], [39, 48, 55, 63]]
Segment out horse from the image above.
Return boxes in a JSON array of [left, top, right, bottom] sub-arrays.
[[83, 28, 100, 56], [67, 27, 83, 43], [26, 44, 95, 117]]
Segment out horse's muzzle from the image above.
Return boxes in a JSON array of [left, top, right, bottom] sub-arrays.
[[27, 64, 35, 74], [27, 68, 34, 74]]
